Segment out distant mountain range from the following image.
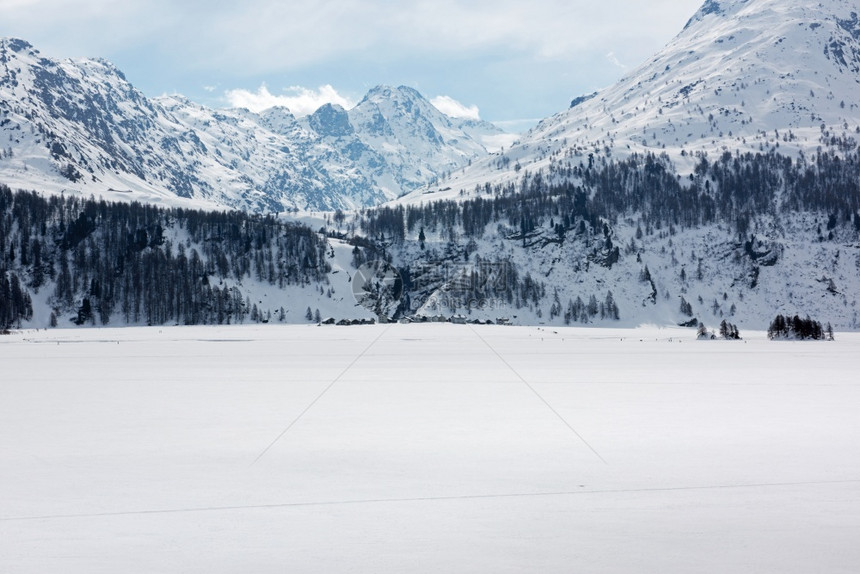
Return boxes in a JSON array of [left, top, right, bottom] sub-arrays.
[[0, 38, 505, 211]]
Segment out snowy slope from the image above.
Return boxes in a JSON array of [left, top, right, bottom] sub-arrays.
[[0, 40, 220, 209], [402, 0, 860, 201], [0, 39, 500, 211]]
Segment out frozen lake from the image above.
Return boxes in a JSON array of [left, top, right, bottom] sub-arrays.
[[2, 324, 859, 573]]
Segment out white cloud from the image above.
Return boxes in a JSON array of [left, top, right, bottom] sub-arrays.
[[606, 51, 626, 69], [492, 118, 543, 133], [480, 133, 520, 153], [1, 0, 700, 76], [430, 95, 481, 120], [224, 84, 355, 116], [0, 0, 40, 9]]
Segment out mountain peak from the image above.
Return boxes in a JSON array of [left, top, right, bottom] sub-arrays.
[[361, 85, 426, 104], [683, 0, 857, 31], [0, 37, 36, 54], [684, 0, 745, 28], [393, 85, 423, 99], [307, 103, 354, 137]]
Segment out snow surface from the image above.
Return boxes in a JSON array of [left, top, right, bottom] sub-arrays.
[[2, 324, 859, 573]]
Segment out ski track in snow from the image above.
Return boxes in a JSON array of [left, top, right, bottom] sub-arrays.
[[250, 325, 393, 466], [5, 478, 860, 523]]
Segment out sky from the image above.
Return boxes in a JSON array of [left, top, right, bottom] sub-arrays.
[[0, 0, 704, 133]]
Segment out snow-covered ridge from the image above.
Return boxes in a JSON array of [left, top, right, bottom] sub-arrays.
[[0, 38, 504, 212], [407, 0, 860, 202]]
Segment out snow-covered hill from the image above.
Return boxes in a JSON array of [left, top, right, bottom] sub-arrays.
[[402, 0, 860, 201], [0, 39, 500, 211]]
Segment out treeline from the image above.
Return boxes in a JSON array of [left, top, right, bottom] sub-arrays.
[[0, 185, 330, 328], [360, 149, 860, 242], [767, 314, 834, 341]]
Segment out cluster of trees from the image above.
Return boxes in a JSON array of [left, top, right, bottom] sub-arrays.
[[0, 270, 32, 329], [719, 320, 741, 340], [696, 320, 740, 340], [767, 314, 834, 340], [679, 297, 695, 317], [398, 255, 547, 316], [0, 185, 331, 328], [555, 291, 620, 324], [305, 306, 322, 323]]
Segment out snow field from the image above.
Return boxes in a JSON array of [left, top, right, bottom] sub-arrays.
[[1, 324, 859, 573]]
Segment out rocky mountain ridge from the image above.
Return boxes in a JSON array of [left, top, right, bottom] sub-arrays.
[[0, 38, 502, 211]]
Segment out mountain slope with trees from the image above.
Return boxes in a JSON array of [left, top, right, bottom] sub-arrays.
[[364, 0, 860, 330]]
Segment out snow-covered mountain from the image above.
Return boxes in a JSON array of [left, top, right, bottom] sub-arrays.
[[0, 38, 500, 211], [376, 0, 860, 331], [305, 86, 506, 199], [405, 0, 860, 200]]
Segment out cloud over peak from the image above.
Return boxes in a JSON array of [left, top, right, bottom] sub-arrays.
[[225, 84, 354, 116], [430, 95, 481, 121]]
